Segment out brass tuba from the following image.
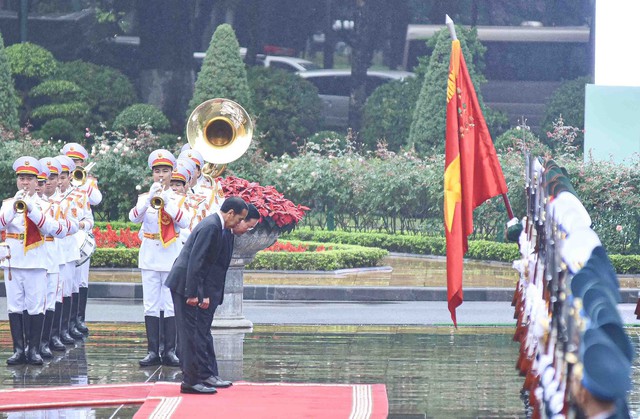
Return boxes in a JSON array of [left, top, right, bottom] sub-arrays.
[[186, 98, 253, 179]]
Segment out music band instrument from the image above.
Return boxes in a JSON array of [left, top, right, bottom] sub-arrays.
[[186, 98, 253, 178], [71, 161, 97, 187]]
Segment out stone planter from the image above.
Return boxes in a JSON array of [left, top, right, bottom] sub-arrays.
[[212, 226, 280, 329]]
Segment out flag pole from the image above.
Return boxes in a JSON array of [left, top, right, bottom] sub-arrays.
[[445, 15, 514, 221], [445, 14, 457, 40]]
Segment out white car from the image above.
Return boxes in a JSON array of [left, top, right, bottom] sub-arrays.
[[297, 69, 415, 128], [193, 50, 320, 73]]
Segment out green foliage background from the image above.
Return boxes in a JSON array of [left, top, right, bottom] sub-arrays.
[[0, 33, 19, 131]]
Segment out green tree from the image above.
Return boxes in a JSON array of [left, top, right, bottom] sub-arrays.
[[54, 60, 138, 129], [0, 33, 19, 131], [247, 67, 322, 157], [188, 23, 253, 118], [540, 76, 590, 150], [407, 26, 488, 154]]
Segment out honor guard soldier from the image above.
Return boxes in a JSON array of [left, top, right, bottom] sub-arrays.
[[61, 142, 100, 336], [179, 148, 226, 221], [55, 155, 83, 345], [39, 157, 77, 357], [130, 149, 191, 367], [0, 157, 68, 365], [173, 162, 197, 245]]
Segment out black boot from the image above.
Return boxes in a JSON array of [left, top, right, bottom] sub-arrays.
[[162, 316, 180, 366], [76, 287, 89, 335], [60, 297, 75, 345], [39, 310, 54, 359], [49, 302, 66, 351], [7, 313, 26, 365], [69, 292, 84, 339], [27, 314, 44, 365], [139, 316, 162, 367], [22, 310, 30, 353]]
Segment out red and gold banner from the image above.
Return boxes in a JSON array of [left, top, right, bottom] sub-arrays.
[[444, 39, 508, 327], [158, 208, 177, 248]]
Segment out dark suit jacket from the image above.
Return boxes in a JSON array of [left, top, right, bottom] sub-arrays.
[[165, 214, 224, 300], [208, 229, 235, 306]]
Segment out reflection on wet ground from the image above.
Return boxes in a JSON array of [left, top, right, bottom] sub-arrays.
[[0, 323, 639, 418]]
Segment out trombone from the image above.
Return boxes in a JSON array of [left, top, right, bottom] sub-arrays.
[[71, 162, 96, 187]]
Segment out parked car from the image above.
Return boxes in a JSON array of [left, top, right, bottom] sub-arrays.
[[296, 69, 415, 128], [193, 50, 320, 73]]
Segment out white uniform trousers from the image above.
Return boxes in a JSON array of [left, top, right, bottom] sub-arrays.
[[4, 268, 47, 314], [61, 262, 76, 297], [77, 258, 90, 288], [141, 269, 174, 317], [45, 272, 61, 311]]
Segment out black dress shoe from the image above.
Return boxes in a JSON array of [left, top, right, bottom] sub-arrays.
[[139, 351, 162, 367], [180, 383, 217, 394], [203, 376, 232, 388]]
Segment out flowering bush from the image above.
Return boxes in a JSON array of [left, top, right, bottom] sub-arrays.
[[263, 241, 331, 253], [92, 224, 141, 248], [221, 176, 309, 234]]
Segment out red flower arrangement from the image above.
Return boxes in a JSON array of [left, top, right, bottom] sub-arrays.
[[221, 176, 309, 234], [92, 225, 141, 248], [263, 241, 331, 253]]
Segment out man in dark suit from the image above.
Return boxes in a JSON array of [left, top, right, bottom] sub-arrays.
[[165, 197, 248, 395], [197, 204, 261, 388]]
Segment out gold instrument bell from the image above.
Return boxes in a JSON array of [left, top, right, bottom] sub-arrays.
[[186, 98, 253, 178]]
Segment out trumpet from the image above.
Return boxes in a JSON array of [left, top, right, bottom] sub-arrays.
[[14, 200, 27, 213], [151, 196, 164, 210], [71, 162, 96, 187], [14, 189, 29, 213], [149, 180, 166, 210]]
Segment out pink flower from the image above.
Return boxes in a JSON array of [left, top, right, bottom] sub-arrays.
[[616, 225, 623, 232]]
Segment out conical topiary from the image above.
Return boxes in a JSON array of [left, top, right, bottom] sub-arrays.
[[187, 24, 253, 118]]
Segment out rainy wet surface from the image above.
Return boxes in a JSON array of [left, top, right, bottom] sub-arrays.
[[0, 323, 638, 418]]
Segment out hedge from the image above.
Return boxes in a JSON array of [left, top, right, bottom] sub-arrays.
[[89, 225, 640, 274], [247, 240, 388, 271], [91, 240, 388, 271]]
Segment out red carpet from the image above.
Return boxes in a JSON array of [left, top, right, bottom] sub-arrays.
[[0, 382, 388, 418]]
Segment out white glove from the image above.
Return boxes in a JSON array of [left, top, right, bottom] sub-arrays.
[[149, 182, 163, 196], [14, 189, 26, 201]]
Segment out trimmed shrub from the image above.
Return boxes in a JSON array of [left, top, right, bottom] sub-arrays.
[[247, 66, 323, 156], [361, 77, 421, 152], [540, 76, 590, 147], [5, 42, 57, 88], [408, 26, 488, 154], [248, 240, 388, 271], [188, 23, 253, 117], [53, 60, 137, 127], [37, 118, 77, 141], [91, 248, 139, 268], [0, 33, 19, 130], [113, 104, 171, 132]]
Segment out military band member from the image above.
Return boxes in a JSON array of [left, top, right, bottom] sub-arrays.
[[54, 155, 82, 345], [0, 157, 68, 365], [129, 149, 191, 367], [61, 142, 100, 336], [39, 157, 75, 354]]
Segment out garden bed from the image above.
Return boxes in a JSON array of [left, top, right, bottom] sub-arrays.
[[90, 240, 388, 271]]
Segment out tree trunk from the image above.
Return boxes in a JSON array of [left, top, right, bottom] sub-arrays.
[[348, 0, 382, 133]]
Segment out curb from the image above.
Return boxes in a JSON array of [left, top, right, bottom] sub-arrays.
[[0, 281, 636, 303]]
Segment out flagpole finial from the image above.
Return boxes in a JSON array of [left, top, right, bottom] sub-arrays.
[[445, 14, 457, 40]]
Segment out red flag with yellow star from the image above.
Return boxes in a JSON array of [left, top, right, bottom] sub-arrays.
[[444, 39, 508, 327]]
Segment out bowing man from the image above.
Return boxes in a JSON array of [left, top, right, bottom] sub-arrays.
[[165, 197, 247, 395]]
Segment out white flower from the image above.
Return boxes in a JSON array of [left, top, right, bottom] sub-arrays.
[[346, 158, 351, 163], [99, 150, 106, 155], [276, 169, 282, 175], [124, 146, 130, 152], [311, 171, 317, 178], [135, 185, 142, 191], [282, 164, 288, 169]]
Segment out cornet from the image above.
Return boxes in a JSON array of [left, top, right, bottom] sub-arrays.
[[71, 162, 96, 187], [150, 178, 166, 210], [13, 189, 29, 213]]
